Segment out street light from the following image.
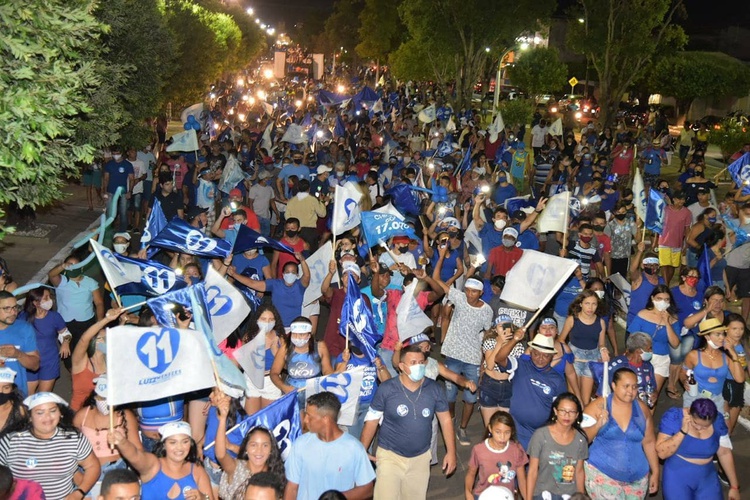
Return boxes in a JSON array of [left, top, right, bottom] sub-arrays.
[[492, 45, 525, 113], [246, 7, 254, 15]]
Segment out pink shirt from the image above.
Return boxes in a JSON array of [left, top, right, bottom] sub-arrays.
[[469, 439, 529, 495], [659, 206, 692, 248]]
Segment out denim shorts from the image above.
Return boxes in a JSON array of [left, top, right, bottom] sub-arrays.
[[478, 374, 512, 409], [570, 344, 600, 378], [204, 456, 223, 485], [443, 357, 480, 404]]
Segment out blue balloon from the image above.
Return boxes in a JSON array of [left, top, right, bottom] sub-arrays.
[[183, 122, 191, 130], [187, 115, 196, 122], [191, 122, 201, 131], [433, 186, 448, 203]]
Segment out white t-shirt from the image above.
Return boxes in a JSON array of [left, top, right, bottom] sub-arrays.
[[129, 159, 145, 194], [531, 125, 548, 148]]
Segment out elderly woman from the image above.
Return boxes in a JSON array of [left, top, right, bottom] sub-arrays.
[[656, 399, 740, 499], [594, 333, 658, 410], [0, 392, 100, 499]]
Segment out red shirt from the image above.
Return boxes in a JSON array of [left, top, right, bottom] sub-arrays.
[[275, 237, 305, 277], [487, 246, 523, 278], [219, 206, 260, 232], [611, 145, 634, 176]]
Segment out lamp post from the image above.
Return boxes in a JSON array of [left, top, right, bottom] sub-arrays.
[[492, 42, 529, 115]]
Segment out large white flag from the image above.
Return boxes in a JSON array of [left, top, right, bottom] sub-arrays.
[[305, 368, 365, 426], [280, 124, 308, 144], [106, 326, 215, 406], [261, 121, 274, 154], [234, 329, 266, 389], [499, 250, 578, 311], [303, 242, 338, 307], [632, 167, 647, 222], [396, 279, 433, 341], [548, 117, 563, 137], [90, 239, 143, 291], [418, 104, 436, 123], [536, 191, 571, 234], [489, 111, 505, 143], [204, 266, 252, 343], [332, 182, 363, 235], [166, 129, 199, 152]]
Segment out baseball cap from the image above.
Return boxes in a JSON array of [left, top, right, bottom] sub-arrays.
[[317, 164, 332, 174], [502, 227, 519, 239], [403, 333, 432, 347], [229, 188, 242, 198], [187, 205, 208, 220]]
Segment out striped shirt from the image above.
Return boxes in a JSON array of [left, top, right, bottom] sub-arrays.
[[533, 154, 554, 185], [0, 428, 93, 499]]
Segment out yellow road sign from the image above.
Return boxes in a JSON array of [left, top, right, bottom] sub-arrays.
[[568, 77, 578, 87]]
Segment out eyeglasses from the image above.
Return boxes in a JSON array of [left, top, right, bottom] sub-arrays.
[[556, 408, 579, 416], [0, 305, 21, 314]]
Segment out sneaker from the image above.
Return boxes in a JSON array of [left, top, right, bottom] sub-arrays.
[[456, 427, 471, 446]]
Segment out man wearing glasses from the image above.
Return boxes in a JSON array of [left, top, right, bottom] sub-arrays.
[[0, 291, 40, 397]]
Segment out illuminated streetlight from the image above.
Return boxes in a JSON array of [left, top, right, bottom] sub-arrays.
[[263, 68, 273, 79], [267, 28, 275, 35], [519, 41, 529, 50], [246, 7, 254, 15], [255, 18, 261, 24], [260, 23, 266, 29]]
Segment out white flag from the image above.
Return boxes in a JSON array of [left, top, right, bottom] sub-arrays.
[[204, 266, 252, 343], [632, 167, 646, 223], [489, 111, 505, 143], [549, 117, 563, 137], [180, 102, 204, 125], [445, 116, 457, 133], [90, 239, 143, 291], [372, 99, 383, 114], [332, 182, 363, 235], [261, 121, 274, 154], [500, 250, 578, 311], [166, 129, 199, 152], [396, 279, 433, 341], [305, 368, 365, 426], [106, 326, 215, 406], [536, 191, 571, 234], [281, 124, 308, 144], [418, 104, 436, 123], [303, 242, 338, 306], [464, 220, 483, 255], [234, 330, 266, 389], [218, 155, 245, 195], [373, 202, 405, 220]]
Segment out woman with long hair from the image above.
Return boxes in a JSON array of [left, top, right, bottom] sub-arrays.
[[243, 304, 285, 415], [667, 267, 704, 400], [0, 368, 26, 435], [526, 393, 588, 500], [213, 392, 286, 500], [477, 317, 516, 425], [723, 313, 750, 434]]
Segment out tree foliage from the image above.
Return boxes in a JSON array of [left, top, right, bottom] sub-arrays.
[[500, 99, 535, 128], [395, 0, 555, 109], [507, 47, 568, 97], [389, 39, 450, 83], [356, 0, 404, 63], [568, 0, 688, 127], [0, 0, 111, 209], [324, 0, 365, 59], [709, 116, 750, 163], [649, 51, 750, 117]]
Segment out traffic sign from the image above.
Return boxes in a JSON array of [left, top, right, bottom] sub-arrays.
[[568, 77, 578, 88]]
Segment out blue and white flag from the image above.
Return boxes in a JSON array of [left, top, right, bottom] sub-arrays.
[[332, 182, 363, 235], [146, 287, 192, 328], [504, 195, 533, 216], [233, 325, 267, 390], [106, 325, 215, 406], [536, 191, 570, 234], [203, 266, 252, 342], [280, 124, 308, 144], [333, 113, 346, 138], [141, 199, 167, 256], [645, 187, 666, 234], [417, 104, 436, 123], [166, 130, 199, 153], [435, 136, 454, 158], [632, 168, 647, 222], [209, 391, 301, 461], [456, 144, 473, 176], [385, 183, 421, 217], [303, 242, 338, 307], [727, 152, 750, 195], [499, 250, 578, 312], [339, 274, 382, 362], [722, 214, 749, 247], [188, 284, 248, 398], [233, 225, 294, 255], [437, 106, 452, 122], [305, 368, 365, 426], [361, 211, 418, 248], [90, 239, 187, 298], [396, 278, 433, 341], [150, 219, 232, 259]]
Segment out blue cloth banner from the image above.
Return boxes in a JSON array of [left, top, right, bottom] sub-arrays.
[[722, 214, 749, 247], [113, 254, 188, 298], [456, 144, 473, 176], [141, 199, 168, 257], [385, 183, 421, 216], [339, 274, 382, 362], [334, 113, 346, 138], [233, 225, 294, 255], [361, 211, 418, 248], [146, 286, 192, 328], [727, 152, 750, 195], [645, 188, 666, 234], [435, 135, 454, 158], [150, 219, 232, 259]]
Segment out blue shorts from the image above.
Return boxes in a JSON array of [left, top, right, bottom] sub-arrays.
[[478, 375, 512, 409], [443, 357, 480, 404], [570, 344, 600, 378]]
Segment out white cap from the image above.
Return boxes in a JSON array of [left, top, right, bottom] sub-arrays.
[[23, 392, 68, 410], [341, 261, 361, 277], [0, 368, 16, 384], [317, 164, 333, 174], [502, 227, 518, 239], [257, 170, 272, 180], [159, 421, 192, 441], [93, 374, 108, 398], [464, 278, 484, 291], [113, 232, 131, 241]]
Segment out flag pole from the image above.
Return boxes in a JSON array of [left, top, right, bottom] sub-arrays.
[[345, 323, 350, 349]]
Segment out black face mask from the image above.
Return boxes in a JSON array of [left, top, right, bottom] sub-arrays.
[[614, 213, 626, 221], [398, 246, 409, 254], [286, 230, 298, 238], [644, 267, 659, 276], [0, 393, 12, 405], [293, 158, 302, 165], [592, 224, 605, 232]]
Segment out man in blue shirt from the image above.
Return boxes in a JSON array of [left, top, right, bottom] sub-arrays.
[[0, 292, 40, 397], [640, 141, 666, 188], [276, 151, 311, 200], [102, 146, 135, 231]]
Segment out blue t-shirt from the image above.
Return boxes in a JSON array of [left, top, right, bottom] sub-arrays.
[[554, 276, 583, 318], [369, 377, 448, 457], [509, 355, 567, 448], [641, 148, 664, 175], [333, 353, 380, 404], [492, 184, 518, 206], [513, 223, 539, 251], [104, 159, 134, 193], [0, 321, 39, 397], [265, 279, 306, 327], [22, 312, 65, 359], [670, 285, 704, 336], [233, 253, 270, 277], [285, 431, 375, 500], [360, 286, 386, 335], [627, 315, 679, 356]]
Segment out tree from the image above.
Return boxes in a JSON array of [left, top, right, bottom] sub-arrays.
[[356, 0, 405, 82], [324, 0, 365, 61], [507, 47, 568, 97], [396, 0, 555, 109], [500, 99, 535, 129], [389, 39, 450, 83], [568, 0, 688, 127], [649, 51, 750, 119], [0, 0, 115, 227], [709, 116, 750, 163]]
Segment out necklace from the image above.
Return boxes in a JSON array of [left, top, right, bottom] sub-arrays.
[[400, 377, 424, 420]]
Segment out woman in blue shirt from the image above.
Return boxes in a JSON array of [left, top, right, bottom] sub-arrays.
[[628, 285, 680, 402], [667, 267, 703, 399]]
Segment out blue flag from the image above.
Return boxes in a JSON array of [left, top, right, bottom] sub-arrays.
[[645, 188, 666, 234], [188, 284, 248, 398], [698, 244, 713, 292], [232, 267, 263, 310], [232, 225, 294, 255], [216, 391, 301, 461], [361, 211, 418, 248], [722, 214, 750, 247], [435, 135, 454, 158], [146, 286, 193, 327], [385, 183, 421, 216], [110, 253, 188, 298], [334, 114, 346, 138], [339, 274, 382, 362], [150, 219, 232, 259], [456, 144, 473, 176], [727, 152, 750, 195], [504, 195, 532, 216], [141, 199, 168, 257]]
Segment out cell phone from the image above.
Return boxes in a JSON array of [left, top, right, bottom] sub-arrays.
[[230, 202, 238, 210], [501, 322, 515, 331], [172, 304, 189, 321]]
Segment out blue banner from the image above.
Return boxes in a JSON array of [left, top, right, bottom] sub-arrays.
[[456, 144, 473, 176], [334, 113, 346, 138], [141, 199, 168, 257], [727, 152, 750, 195], [361, 211, 418, 248], [113, 254, 187, 298], [339, 274, 382, 362], [385, 184, 421, 217], [220, 391, 301, 461], [435, 135, 454, 158], [645, 188, 666, 234], [150, 219, 232, 259], [232, 267, 263, 310], [722, 214, 749, 247], [233, 225, 294, 255]]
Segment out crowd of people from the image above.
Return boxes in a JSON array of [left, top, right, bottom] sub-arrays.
[[0, 67, 748, 500]]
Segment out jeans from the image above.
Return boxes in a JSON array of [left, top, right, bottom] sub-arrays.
[[258, 217, 271, 237], [443, 357, 480, 404]]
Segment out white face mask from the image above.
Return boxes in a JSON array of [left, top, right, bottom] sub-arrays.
[[494, 219, 507, 231], [112, 154, 122, 161], [95, 399, 110, 415], [291, 337, 309, 347], [257, 320, 275, 334], [113, 243, 128, 255], [39, 299, 54, 311], [283, 273, 298, 285], [707, 339, 721, 350], [595, 290, 605, 299], [653, 300, 670, 312]]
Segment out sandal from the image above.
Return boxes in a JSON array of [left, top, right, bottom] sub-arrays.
[[666, 388, 680, 400]]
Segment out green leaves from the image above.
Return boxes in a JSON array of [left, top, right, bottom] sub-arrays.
[[507, 47, 568, 96]]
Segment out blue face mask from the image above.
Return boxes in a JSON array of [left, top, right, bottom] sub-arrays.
[[708, 217, 717, 224], [640, 351, 653, 362], [96, 339, 106, 355], [407, 363, 426, 382]]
